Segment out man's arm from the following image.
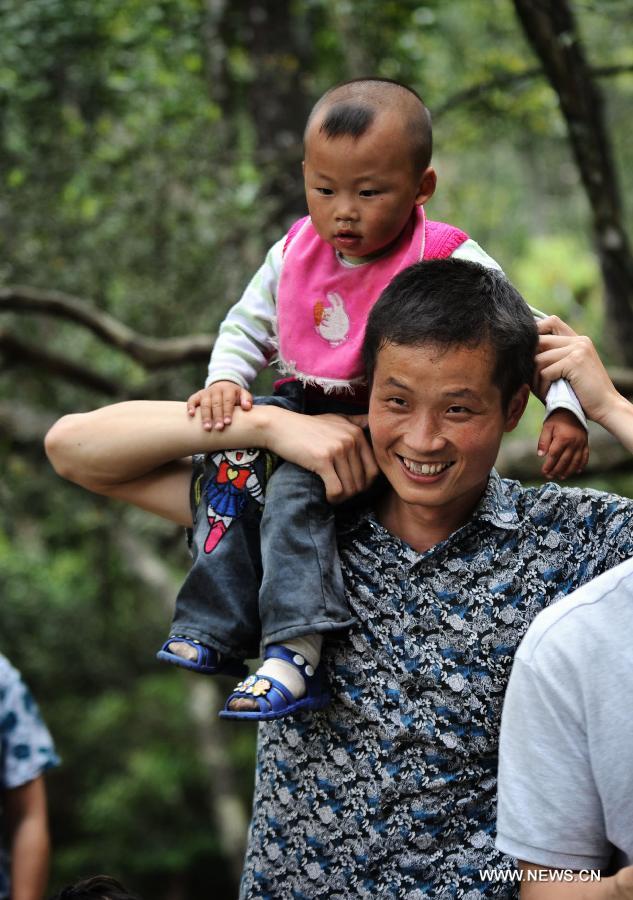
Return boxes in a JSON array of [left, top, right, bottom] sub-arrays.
[[5, 776, 51, 900], [535, 317, 633, 452], [519, 862, 633, 900], [45, 401, 377, 523]]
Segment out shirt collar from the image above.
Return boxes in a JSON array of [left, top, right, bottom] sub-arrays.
[[337, 469, 521, 540], [470, 468, 521, 531]]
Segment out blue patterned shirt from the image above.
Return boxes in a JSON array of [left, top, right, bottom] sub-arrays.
[[240, 471, 633, 899], [0, 654, 59, 900]]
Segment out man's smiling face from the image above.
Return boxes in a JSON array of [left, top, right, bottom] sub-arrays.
[[368, 339, 528, 541]]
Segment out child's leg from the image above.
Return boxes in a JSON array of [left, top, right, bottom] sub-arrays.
[[161, 384, 306, 674], [159, 451, 268, 671], [223, 460, 355, 716]]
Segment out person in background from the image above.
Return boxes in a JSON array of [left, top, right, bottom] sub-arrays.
[[47, 875, 140, 900], [494, 315, 633, 897], [0, 653, 59, 900]]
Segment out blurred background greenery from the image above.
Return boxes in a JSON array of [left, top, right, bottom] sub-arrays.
[[1, 1, 632, 896]]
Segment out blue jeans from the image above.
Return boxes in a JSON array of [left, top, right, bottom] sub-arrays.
[[169, 381, 362, 660]]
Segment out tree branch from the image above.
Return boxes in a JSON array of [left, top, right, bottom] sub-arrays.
[[435, 62, 633, 117], [0, 327, 125, 395], [0, 285, 214, 368]]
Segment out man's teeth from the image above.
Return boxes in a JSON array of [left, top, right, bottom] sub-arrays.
[[402, 458, 452, 475]]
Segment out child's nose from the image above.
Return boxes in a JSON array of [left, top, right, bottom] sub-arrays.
[[335, 196, 359, 222]]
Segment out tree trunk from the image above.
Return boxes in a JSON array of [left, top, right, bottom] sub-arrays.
[[512, 0, 633, 364], [204, 0, 315, 228]]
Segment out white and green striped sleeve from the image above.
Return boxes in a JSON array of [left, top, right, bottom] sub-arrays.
[[205, 237, 285, 388], [451, 238, 503, 272]]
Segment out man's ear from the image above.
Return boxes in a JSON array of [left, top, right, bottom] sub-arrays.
[[504, 384, 530, 432], [415, 166, 437, 206]]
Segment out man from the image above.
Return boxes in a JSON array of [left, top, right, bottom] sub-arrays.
[[0, 653, 59, 900], [45, 260, 633, 897], [496, 554, 633, 897]]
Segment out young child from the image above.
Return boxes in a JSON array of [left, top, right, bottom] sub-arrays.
[[157, 77, 588, 720]]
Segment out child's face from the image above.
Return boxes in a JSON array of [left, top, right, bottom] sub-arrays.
[[303, 109, 436, 260]]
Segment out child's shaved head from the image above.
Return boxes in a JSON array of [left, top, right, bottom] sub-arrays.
[[305, 78, 432, 173]]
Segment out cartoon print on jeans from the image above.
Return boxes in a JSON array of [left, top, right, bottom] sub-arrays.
[[313, 292, 350, 347], [204, 448, 264, 553]]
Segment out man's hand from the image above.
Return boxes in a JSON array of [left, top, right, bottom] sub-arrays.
[[613, 866, 633, 900], [187, 380, 253, 431], [537, 409, 589, 480], [520, 862, 633, 900], [262, 411, 379, 503]]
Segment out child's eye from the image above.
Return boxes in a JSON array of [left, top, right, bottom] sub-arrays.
[[359, 189, 380, 197], [316, 187, 334, 195]]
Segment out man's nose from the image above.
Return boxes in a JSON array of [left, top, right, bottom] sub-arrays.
[[406, 413, 447, 452]]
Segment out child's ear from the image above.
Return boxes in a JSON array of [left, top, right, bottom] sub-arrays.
[[415, 167, 437, 206]]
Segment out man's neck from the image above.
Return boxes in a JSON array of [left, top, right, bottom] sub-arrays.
[[375, 487, 485, 554]]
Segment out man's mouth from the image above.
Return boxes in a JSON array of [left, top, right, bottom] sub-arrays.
[[400, 456, 454, 476]]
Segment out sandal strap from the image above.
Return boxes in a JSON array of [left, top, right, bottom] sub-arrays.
[[229, 673, 295, 714], [263, 644, 318, 681]]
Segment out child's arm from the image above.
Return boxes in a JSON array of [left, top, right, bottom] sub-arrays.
[[190, 238, 284, 430], [529, 306, 589, 479], [537, 410, 589, 480]]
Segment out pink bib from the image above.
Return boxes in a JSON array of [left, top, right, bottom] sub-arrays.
[[276, 208, 468, 390]]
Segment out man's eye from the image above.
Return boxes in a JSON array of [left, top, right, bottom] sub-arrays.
[[360, 189, 380, 197], [447, 405, 470, 414], [388, 396, 407, 407], [316, 187, 334, 195]]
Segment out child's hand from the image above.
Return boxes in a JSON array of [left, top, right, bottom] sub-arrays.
[[187, 381, 253, 431], [537, 409, 589, 480]]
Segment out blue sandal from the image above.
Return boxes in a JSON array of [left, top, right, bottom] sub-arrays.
[[157, 636, 248, 678], [219, 644, 330, 721]]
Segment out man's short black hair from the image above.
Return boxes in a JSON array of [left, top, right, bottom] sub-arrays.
[[48, 875, 140, 900], [362, 259, 537, 410], [306, 77, 432, 172]]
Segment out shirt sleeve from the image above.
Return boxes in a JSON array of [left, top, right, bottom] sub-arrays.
[[451, 238, 503, 271], [495, 654, 610, 870], [205, 237, 284, 388], [0, 665, 59, 790]]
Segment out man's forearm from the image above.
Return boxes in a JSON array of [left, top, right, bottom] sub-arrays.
[[44, 401, 274, 489], [45, 400, 376, 520], [7, 778, 50, 900], [595, 394, 633, 456], [11, 817, 50, 900]]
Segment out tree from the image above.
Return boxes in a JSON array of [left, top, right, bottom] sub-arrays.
[[512, 0, 633, 364]]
